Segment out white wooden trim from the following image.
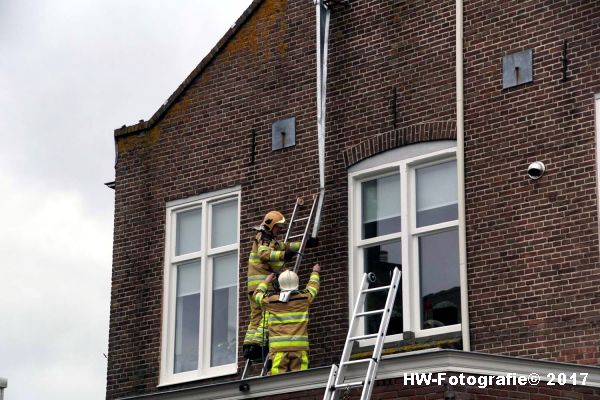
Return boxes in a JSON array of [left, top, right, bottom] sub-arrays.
[[348, 144, 464, 345], [356, 232, 402, 248], [166, 186, 241, 208], [130, 350, 600, 399], [412, 220, 459, 236]]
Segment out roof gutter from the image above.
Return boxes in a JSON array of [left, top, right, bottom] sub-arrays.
[[117, 350, 600, 400]]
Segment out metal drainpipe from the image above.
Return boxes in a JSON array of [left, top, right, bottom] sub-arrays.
[[456, 0, 470, 351], [312, 0, 330, 238]]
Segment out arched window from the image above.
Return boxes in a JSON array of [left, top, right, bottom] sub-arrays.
[[348, 141, 462, 343]]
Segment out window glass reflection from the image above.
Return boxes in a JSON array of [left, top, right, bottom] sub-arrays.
[[364, 241, 402, 335], [419, 229, 460, 329]]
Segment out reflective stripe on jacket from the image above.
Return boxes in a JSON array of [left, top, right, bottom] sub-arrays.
[[247, 232, 301, 293], [252, 272, 320, 352]]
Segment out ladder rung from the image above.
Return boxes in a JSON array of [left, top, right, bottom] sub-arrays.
[[335, 381, 364, 390], [355, 309, 384, 317], [349, 333, 378, 341], [341, 358, 373, 366], [292, 216, 310, 222], [362, 285, 391, 293], [287, 234, 304, 239]]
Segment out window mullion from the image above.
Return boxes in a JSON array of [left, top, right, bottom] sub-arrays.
[[203, 255, 215, 372], [199, 199, 209, 373], [409, 164, 422, 333], [400, 162, 411, 333]]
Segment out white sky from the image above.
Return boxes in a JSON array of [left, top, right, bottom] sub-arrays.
[[0, 1, 253, 399]]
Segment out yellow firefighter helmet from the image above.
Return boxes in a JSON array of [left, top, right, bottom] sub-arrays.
[[262, 211, 286, 231]]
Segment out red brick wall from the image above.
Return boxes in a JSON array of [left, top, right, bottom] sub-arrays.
[[107, 0, 600, 398], [463, 0, 600, 361]]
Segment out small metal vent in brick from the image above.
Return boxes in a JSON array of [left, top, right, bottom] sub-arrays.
[[502, 49, 533, 89], [272, 117, 296, 150]]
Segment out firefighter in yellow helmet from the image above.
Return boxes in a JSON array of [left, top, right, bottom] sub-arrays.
[[253, 264, 321, 374], [242, 211, 318, 361]]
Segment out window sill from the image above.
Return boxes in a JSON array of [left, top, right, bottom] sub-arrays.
[[354, 329, 462, 360], [158, 364, 238, 388]]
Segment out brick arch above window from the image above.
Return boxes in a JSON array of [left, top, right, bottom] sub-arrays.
[[342, 121, 457, 169]]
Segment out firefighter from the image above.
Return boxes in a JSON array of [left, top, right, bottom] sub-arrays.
[[243, 211, 318, 360], [253, 264, 321, 375]]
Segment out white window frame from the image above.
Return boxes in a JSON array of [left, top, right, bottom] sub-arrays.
[[160, 188, 240, 386], [349, 145, 464, 346]]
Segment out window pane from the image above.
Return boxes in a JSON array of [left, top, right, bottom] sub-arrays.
[[176, 208, 202, 256], [211, 199, 238, 248], [419, 229, 460, 330], [363, 241, 402, 335], [416, 161, 458, 227], [174, 261, 201, 373], [361, 174, 401, 239], [211, 253, 237, 367]]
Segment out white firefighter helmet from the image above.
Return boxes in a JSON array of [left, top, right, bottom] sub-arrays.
[[278, 269, 299, 291], [262, 211, 286, 231]]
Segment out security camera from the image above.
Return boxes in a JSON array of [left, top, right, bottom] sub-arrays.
[[527, 161, 545, 180], [0, 377, 7, 389]]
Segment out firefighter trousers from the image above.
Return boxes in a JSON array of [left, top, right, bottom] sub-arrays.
[[269, 350, 309, 375], [243, 293, 268, 346]]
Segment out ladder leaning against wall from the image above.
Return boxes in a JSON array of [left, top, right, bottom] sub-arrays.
[[323, 268, 402, 400]]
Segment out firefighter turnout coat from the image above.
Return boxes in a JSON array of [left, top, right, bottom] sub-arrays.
[[252, 271, 320, 353], [243, 231, 301, 346]]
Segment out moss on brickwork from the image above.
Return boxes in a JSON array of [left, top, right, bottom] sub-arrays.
[[117, 126, 161, 155], [223, 0, 288, 60]]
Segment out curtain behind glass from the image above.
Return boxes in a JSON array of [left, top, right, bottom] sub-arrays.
[[361, 174, 400, 239], [211, 200, 238, 248], [176, 208, 202, 256], [416, 161, 457, 227]]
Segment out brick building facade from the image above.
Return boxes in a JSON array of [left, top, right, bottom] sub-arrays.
[[107, 0, 600, 399]]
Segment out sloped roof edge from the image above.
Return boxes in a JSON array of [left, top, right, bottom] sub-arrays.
[[114, 0, 266, 138]]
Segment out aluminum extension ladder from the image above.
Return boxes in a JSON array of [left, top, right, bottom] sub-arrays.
[[285, 193, 320, 273], [323, 267, 402, 400]]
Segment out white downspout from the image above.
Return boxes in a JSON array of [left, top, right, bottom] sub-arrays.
[[312, 0, 329, 238], [456, 0, 470, 351]]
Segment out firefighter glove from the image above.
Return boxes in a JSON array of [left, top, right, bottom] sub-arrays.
[[283, 249, 297, 262]]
